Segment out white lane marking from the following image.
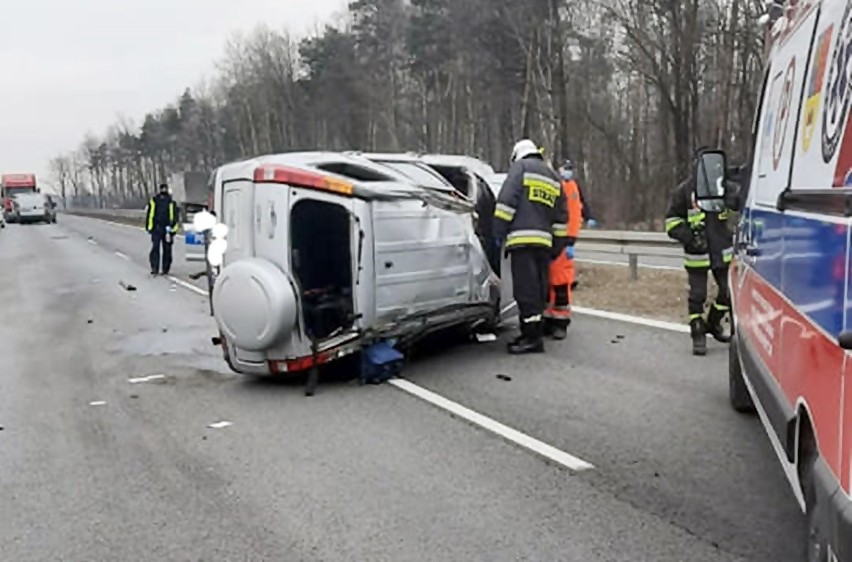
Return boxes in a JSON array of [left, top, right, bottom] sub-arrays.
[[577, 257, 681, 271], [167, 275, 209, 297], [89, 401, 107, 407], [114, 251, 129, 260], [501, 301, 687, 333], [207, 421, 232, 429], [128, 374, 166, 384], [572, 306, 690, 333], [389, 379, 595, 472]]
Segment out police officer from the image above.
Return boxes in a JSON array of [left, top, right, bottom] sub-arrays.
[[665, 148, 737, 356], [494, 139, 569, 354], [145, 183, 179, 276]]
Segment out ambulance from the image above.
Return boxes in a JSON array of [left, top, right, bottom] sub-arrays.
[[727, 0, 852, 559]]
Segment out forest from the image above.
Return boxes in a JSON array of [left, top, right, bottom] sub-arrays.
[[53, 0, 769, 229]]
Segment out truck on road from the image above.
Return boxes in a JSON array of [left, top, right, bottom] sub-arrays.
[[2, 174, 38, 223]]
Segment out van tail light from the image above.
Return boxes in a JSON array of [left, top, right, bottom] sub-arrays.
[[253, 165, 354, 196], [269, 351, 332, 374]]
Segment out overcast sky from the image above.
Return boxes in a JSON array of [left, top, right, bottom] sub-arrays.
[[0, 0, 347, 188]]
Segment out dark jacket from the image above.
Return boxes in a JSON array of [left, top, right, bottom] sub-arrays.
[[145, 193, 179, 233], [665, 177, 734, 270], [494, 156, 569, 253]]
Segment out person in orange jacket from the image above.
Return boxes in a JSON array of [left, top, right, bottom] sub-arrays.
[[543, 159, 583, 340]]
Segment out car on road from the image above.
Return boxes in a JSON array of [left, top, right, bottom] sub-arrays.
[[726, 1, 852, 559], [201, 152, 510, 381], [11, 191, 56, 224]]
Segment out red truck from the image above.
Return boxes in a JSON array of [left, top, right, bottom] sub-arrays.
[[2, 174, 38, 223]]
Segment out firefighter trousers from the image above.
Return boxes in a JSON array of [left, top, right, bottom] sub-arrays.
[[687, 266, 730, 319], [544, 253, 573, 329], [510, 247, 551, 336], [150, 229, 174, 275]]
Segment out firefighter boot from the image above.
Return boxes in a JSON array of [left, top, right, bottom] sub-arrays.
[[508, 320, 545, 355], [706, 306, 731, 343], [551, 318, 571, 341], [690, 317, 707, 356]]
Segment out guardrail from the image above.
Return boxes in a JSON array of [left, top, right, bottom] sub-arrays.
[[64, 209, 683, 280]]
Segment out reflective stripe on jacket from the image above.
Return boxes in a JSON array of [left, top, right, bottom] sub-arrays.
[[146, 194, 178, 232], [664, 178, 733, 269], [493, 157, 568, 250]]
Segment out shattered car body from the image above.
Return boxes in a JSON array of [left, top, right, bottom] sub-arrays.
[[202, 152, 510, 377]]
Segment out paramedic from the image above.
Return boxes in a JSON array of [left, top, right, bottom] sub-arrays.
[[494, 139, 569, 355], [145, 183, 180, 276], [543, 159, 583, 340], [664, 148, 736, 356]]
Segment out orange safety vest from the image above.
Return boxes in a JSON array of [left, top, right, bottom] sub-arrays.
[[546, 179, 583, 320], [549, 179, 583, 287]]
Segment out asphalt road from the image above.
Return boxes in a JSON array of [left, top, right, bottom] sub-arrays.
[[1, 215, 805, 561]]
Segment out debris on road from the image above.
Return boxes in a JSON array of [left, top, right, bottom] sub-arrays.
[[128, 374, 166, 384], [475, 333, 498, 343], [119, 281, 137, 292], [207, 421, 233, 429], [89, 401, 107, 407]]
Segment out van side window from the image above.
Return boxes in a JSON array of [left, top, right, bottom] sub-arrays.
[[751, 65, 772, 158], [315, 163, 394, 182]]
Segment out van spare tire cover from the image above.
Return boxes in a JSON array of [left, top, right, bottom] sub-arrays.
[[212, 258, 297, 351]]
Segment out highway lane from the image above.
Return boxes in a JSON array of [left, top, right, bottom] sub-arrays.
[[2, 217, 805, 561]]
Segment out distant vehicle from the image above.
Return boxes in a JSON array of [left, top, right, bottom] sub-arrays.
[[11, 192, 55, 224], [726, 0, 851, 559], [199, 151, 510, 381], [2, 173, 37, 223]]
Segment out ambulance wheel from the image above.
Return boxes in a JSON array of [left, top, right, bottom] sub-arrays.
[[728, 338, 755, 414]]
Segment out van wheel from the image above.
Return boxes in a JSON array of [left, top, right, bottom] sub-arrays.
[[728, 338, 755, 413]]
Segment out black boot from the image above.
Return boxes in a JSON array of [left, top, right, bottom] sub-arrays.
[[706, 306, 731, 343], [690, 318, 707, 356], [551, 318, 570, 341], [508, 320, 545, 354]]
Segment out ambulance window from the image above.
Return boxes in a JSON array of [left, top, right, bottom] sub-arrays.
[[315, 163, 393, 182], [751, 65, 772, 155]]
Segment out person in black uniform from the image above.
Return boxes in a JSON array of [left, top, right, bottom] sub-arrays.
[[665, 148, 741, 356], [145, 183, 180, 276], [494, 139, 569, 355]]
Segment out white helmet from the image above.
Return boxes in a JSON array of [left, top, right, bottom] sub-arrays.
[[510, 139, 540, 163]]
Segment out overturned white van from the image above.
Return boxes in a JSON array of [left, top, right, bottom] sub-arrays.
[[201, 154, 506, 380]]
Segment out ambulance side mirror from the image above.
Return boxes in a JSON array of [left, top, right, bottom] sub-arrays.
[[695, 149, 728, 202]]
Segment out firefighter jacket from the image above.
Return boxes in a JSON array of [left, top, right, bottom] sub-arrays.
[[665, 178, 734, 270], [145, 193, 179, 233], [563, 178, 583, 245], [494, 156, 569, 252]]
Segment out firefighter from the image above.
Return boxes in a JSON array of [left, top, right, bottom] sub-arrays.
[[494, 139, 569, 354], [543, 159, 583, 340], [665, 148, 735, 356], [145, 183, 180, 276]]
